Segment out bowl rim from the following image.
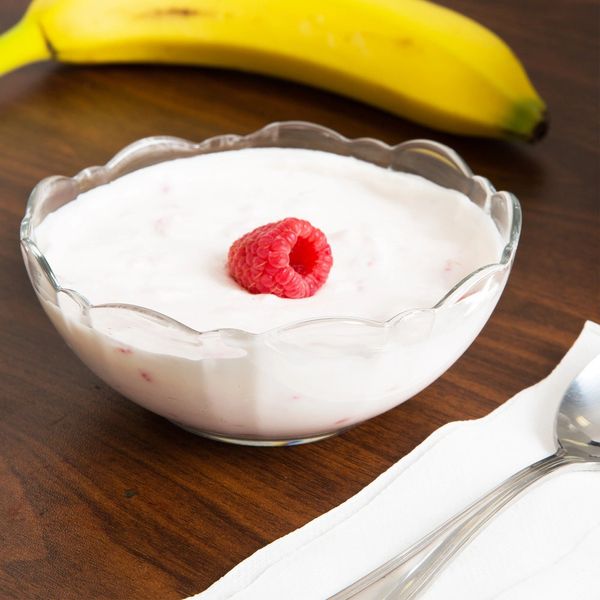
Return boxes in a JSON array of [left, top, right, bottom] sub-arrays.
[[20, 120, 522, 339]]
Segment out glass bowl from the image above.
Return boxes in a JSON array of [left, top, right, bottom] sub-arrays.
[[20, 121, 521, 446]]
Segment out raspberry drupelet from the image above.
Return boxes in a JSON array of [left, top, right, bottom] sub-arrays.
[[227, 217, 333, 298]]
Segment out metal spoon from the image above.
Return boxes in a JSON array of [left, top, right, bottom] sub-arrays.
[[332, 354, 600, 600]]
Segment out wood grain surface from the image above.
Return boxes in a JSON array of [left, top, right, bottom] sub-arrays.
[[0, 0, 598, 598]]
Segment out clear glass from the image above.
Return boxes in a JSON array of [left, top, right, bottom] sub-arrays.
[[20, 121, 521, 446]]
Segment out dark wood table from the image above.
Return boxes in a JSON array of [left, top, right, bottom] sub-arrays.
[[1, 1, 598, 598]]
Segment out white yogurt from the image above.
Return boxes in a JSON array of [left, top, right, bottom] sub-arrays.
[[36, 148, 503, 333], [32, 147, 513, 442]]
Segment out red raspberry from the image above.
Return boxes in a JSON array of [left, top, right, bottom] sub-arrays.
[[227, 217, 333, 298]]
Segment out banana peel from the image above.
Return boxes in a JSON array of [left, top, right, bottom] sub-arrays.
[[0, 0, 548, 141]]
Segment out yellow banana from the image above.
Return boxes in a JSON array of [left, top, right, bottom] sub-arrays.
[[0, 0, 547, 140]]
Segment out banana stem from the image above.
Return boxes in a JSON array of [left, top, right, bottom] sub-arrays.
[[0, 18, 51, 78]]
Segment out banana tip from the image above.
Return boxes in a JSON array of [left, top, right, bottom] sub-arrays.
[[528, 112, 549, 143]]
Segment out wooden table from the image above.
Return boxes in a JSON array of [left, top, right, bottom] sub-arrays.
[[1, 1, 598, 597]]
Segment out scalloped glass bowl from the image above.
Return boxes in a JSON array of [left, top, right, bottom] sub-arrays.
[[20, 122, 521, 446]]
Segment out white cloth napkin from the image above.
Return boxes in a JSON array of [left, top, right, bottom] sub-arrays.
[[190, 321, 600, 600]]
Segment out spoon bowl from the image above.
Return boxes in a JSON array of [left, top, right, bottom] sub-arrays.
[[556, 354, 600, 459]]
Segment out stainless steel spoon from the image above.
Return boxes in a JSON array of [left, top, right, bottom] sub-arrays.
[[332, 354, 600, 600]]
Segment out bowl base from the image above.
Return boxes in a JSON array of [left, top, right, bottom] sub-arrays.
[[170, 421, 341, 446]]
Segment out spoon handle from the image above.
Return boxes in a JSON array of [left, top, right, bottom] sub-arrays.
[[332, 451, 584, 600]]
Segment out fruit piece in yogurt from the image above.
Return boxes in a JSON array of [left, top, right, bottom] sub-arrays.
[[227, 217, 333, 298]]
